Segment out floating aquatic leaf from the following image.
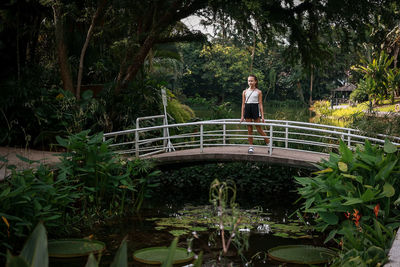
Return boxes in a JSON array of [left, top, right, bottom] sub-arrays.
[[169, 230, 189, 237]]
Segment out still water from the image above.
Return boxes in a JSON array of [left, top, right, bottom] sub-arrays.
[[50, 177, 327, 267], [51, 202, 322, 266]]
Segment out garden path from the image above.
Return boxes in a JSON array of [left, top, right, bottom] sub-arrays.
[[0, 147, 60, 180]]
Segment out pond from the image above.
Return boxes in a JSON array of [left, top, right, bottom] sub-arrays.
[[50, 163, 331, 267]]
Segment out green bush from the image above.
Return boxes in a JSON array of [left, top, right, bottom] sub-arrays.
[[56, 130, 160, 215], [350, 80, 369, 103], [0, 162, 81, 256], [296, 139, 400, 265], [311, 100, 331, 116], [0, 130, 161, 257]]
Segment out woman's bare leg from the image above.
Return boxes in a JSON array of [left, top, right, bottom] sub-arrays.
[[254, 118, 270, 144], [245, 118, 253, 145]]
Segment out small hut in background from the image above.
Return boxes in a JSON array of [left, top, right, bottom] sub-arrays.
[[331, 83, 356, 105]]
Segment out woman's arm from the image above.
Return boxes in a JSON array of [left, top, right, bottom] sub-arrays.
[[241, 90, 246, 122], [258, 89, 265, 122]]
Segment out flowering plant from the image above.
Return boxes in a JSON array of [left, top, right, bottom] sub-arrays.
[[296, 139, 400, 265]]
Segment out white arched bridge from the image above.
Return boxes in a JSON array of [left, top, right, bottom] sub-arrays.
[[103, 117, 400, 169]]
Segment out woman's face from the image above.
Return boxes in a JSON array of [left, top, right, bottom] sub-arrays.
[[248, 76, 256, 88]]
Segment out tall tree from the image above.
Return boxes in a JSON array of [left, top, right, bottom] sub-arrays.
[[114, 0, 208, 93], [52, 0, 74, 94]]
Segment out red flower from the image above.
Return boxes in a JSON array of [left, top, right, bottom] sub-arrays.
[[352, 209, 361, 227], [374, 204, 380, 218], [344, 212, 351, 219]]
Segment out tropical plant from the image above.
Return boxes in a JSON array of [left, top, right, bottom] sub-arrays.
[[351, 51, 396, 104], [0, 160, 81, 257], [296, 139, 400, 265], [56, 130, 160, 215]]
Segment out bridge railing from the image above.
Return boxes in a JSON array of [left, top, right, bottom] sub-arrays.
[[103, 119, 400, 157]]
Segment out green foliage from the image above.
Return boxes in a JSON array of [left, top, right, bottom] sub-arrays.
[[0, 130, 160, 257], [185, 94, 216, 107], [350, 79, 370, 103], [6, 222, 48, 267], [56, 130, 160, 215], [296, 139, 400, 266], [167, 99, 194, 123], [0, 84, 108, 148], [0, 162, 81, 256], [351, 113, 400, 137], [311, 100, 332, 116], [351, 51, 400, 104]]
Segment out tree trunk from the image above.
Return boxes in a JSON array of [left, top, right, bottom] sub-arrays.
[[309, 65, 314, 106], [115, 33, 156, 93], [249, 32, 256, 73], [76, 0, 107, 100], [296, 81, 306, 105], [16, 7, 21, 86], [52, 3, 74, 95]]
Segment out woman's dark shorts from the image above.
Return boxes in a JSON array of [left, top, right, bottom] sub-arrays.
[[244, 103, 260, 120]]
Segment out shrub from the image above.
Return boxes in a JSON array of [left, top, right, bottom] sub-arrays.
[[296, 139, 400, 265], [311, 100, 331, 116]]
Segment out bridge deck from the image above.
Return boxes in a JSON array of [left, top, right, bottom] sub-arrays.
[[144, 146, 329, 169]]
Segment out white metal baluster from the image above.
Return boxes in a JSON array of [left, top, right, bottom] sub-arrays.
[[285, 122, 289, 148], [200, 124, 204, 152], [135, 118, 140, 157], [223, 123, 226, 145], [269, 125, 273, 156], [348, 130, 351, 147]]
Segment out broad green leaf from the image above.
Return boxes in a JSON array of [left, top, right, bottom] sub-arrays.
[[384, 139, 397, 154], [312, 168, 333, 175], [394, 195, 400, 205], [16, 155, 39, 164], [193, 251, 203, 267], [338, 162, 348, 172], [342, 174, 357, 180], [319, 212, 338, 225], [361, 189, 376, 202], [85, 253, 98, 267], [0, 187, 11, 198], [339, 140, 353, 163], [374, 160, 397, 181], [383, 183, 395, 197], [161, 238, 178, 267], [305, 197, 315, 210], [20, 222, 48, 267], [359, 153, 378, 165], [342, 197, 363, 205], [6, 253, 29, 267], [324, 229, 337, 244], [55, 135, 68, 147], [110, 237, 128, 267], [352, 162, 371, 171], [366, 246, 386, 261]]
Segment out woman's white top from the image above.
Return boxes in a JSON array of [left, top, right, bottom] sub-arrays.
[[245, 88, 260, 104]]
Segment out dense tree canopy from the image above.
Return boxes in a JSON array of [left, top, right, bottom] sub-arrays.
[[1, 0, 400, 147]]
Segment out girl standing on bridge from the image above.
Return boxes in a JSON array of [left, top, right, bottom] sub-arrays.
[[240, 75, 269, 154]]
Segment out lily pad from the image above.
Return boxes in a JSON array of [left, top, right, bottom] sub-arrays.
[[133, 247, 194, 265], [48, 239, 105, 258], [268, 245, 336, 264], [169, 229, 189, 237]]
